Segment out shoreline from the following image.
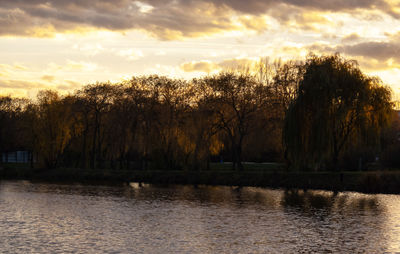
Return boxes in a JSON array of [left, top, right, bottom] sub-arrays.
[[1, 167, 400, 194]]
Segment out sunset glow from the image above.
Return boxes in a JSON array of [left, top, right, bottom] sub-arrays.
[[1, 0, 400, 98]]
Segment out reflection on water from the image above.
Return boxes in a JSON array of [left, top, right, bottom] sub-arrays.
[[0, 180, 399, 253]]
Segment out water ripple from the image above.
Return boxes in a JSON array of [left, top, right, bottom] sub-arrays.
[[0, 181, 398, 253]]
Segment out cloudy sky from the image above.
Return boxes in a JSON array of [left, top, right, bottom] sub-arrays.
[[1, 0, 400, 98]]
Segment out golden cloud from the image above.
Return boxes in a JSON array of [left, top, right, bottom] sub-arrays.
[[238, 16, 268, 32], [341, 33, 361, 43], [41, 75, 55, 82], [0, 79, 46, 89], [0, 64, 29, 78], [181, 61, 219, 73], [0, 78, 83, 98], [305, 39, 400, 70], [0, 0, 398, 40], [56, 80, 82, 91], [181, 58, 258, 73]]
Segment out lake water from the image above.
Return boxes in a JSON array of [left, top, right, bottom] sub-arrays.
[[1, 180, 400, 253]]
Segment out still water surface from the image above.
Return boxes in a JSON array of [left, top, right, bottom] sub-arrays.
[[1, 180, 400, 253]]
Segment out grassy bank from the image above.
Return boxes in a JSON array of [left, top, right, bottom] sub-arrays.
[[1, 163, 400, 194]]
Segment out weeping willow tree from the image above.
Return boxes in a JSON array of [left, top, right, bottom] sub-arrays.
[[284, 54, 392, 171]]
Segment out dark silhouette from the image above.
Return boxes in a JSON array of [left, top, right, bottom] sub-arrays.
[[284, 54, 392, 171], [0, 54, 395, 178]]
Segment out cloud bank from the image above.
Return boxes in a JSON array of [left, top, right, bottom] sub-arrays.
[[1, 0, 399, 39]]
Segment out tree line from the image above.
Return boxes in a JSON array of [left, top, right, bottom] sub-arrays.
[[0, 54, 396, 171]]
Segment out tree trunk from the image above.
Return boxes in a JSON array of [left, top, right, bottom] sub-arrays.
[[231, 142, 236, 170], [237, 146, 244, 171], [333, 147, 339, 171], [90, 122, 97, 170], [81, 128, 87, 168], [332, 134, 340, 171]]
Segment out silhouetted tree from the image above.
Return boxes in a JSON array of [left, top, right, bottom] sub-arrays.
[[284, 54, 392, 170], [202, 72, 270, 170], [33, 90, 75, 168], [0, 54, 395, 174], [78, 82, 116, 169]]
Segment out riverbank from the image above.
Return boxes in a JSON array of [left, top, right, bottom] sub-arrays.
[[1, 165, 400, 194]]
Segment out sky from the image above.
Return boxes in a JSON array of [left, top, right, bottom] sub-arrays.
[[1, 0, 400, 98]]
